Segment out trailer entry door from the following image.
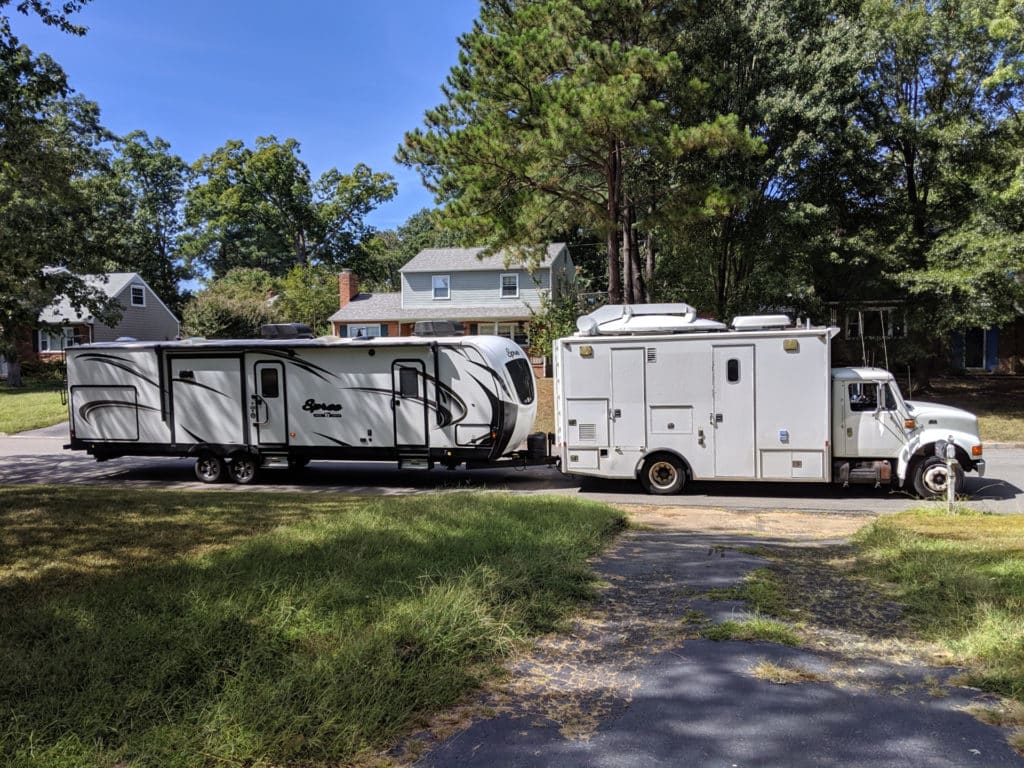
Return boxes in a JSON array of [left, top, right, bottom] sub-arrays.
[[611, 348, 646, 447], [253, 361, 288, 446], [712, 345, 755, 478], [392, 361, 428, 449]]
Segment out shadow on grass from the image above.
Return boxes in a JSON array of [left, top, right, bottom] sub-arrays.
[[0, 490, 625, 767]]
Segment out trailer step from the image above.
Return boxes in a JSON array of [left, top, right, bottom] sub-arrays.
[[398, 450, 433, 471]]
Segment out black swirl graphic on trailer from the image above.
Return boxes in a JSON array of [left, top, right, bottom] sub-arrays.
[[172, 378, 231, 398], [339, 382, 468, 428], [246, 349, 338, 383], [78, 354, 160, 388], [444, 346, 512, 399], [312, 432, 352, 447], [180, 426, 208, 443], [77, 400, 159, 425]]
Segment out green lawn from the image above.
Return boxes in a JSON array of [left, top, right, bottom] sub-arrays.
[[852, 510, 1024, 700], [0, 386, 65, 434], [0, 486, 625, 768]]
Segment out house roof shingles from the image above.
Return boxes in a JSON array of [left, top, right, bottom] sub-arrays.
[[38, 272, 141, 324], [328, 293, 536, 324], [400, 243, 566, 273]]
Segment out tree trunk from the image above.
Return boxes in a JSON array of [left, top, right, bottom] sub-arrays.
[[625, 203, 643, 303], [622, 199, 634, 305], [7, 359, 22, 388], [643, 232, 654, 303], [606, 141, 623, 304]]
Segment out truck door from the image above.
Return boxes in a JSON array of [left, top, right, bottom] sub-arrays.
[[392, 361, 428, 449], [712, 345, 756, 478], [610, 348, 646, 447], [252, 361, 288, 446], [840, 381, 906, 458]]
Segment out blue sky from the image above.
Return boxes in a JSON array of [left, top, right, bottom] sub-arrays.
[[12, 0, 480, 230]]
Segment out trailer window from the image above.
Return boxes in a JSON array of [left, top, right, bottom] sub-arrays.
[[398, 367, 419, 398], [506, 359, 534, 405], [727, 358, 740, 383], [260, 367, 279, 398]]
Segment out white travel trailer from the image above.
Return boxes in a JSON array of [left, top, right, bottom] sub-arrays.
[[65, 331, 544, 483], [553, 304, 986, 497]]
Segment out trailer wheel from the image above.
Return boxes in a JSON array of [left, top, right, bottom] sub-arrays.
[[911, 455, 964, 499], [227, 453, 259, 484], [639, 454, 686, 495], [194, 454, 225, 484]]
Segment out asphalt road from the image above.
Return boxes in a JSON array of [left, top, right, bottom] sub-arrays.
[[2, 423, 1022, 514]]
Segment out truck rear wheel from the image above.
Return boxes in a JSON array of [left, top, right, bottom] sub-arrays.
[[911, 456, 964, 499], [639, 454, 686, 495]]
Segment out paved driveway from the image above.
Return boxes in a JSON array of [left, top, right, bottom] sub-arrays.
[[1, 424, 1022, 514]]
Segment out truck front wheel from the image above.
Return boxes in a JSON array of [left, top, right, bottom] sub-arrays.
[[911, 456, 964, 499], [639, 454, 687, 495]]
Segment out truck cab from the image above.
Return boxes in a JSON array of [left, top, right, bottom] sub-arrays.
[[831, 367, 985, 496]]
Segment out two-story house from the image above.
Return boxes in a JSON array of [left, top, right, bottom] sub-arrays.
[[329, 244, 574, 371], [34, 271, 179, 358]]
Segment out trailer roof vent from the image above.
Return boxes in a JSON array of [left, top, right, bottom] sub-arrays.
[[261, 323, 314, 339], [412, 320, 464, 337], [731, 315, 791, 331]]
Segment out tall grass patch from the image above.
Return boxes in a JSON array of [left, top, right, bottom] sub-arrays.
[[0, 385, 65, 434], [852, 509, 1024, 699], [0, 487, 624, 767]]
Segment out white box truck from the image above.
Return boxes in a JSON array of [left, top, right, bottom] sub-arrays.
[[65, 330, 547, 483], [553, 304, 985, 497]]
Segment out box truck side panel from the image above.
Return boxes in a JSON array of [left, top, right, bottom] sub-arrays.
[[752, 332, 831, 481]]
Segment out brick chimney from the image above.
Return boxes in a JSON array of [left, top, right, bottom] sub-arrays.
[[338, 270, 359, 308]]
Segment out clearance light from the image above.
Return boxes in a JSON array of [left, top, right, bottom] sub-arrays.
[[290, 431, 296, 438], [904, 419, 916, 429], [972, 445, 983, 457]]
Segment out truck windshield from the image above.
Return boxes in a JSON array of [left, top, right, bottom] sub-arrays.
[[505, 359, 534, 405]]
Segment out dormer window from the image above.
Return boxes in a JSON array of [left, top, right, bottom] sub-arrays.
[[432, 275, 450, 300], [130, 285, 146, 307], [500, 273, 519, 298]]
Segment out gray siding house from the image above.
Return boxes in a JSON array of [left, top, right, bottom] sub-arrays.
[[35, 272, 180, 358], [329, 244, 575, 352]]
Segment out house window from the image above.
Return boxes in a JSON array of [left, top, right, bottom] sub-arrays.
[[345, 324, 387, 338], [130, 285, 146, 307], [38, 329, 63, 352], [844, 308, 905, 339], [432, 275, 450, 300], [500, 273, 519, 298]]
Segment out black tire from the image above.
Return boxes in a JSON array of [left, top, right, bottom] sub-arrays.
[[194, 454, 225, 484], [227, 453, 259, 484], [639, 453, 687, 495], [911, 455, 964, 499]]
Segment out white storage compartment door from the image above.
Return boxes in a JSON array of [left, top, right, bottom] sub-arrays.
[[170, 357, 245, 445], [566, 399, 608, 446], [712, 345, 756, 478], [611, 348, 646, 448], [71, 386, 140, 441]]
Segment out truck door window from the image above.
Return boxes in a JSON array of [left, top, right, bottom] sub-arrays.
[[848, 383, 878, 411], [727, 358, 740, 383]]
